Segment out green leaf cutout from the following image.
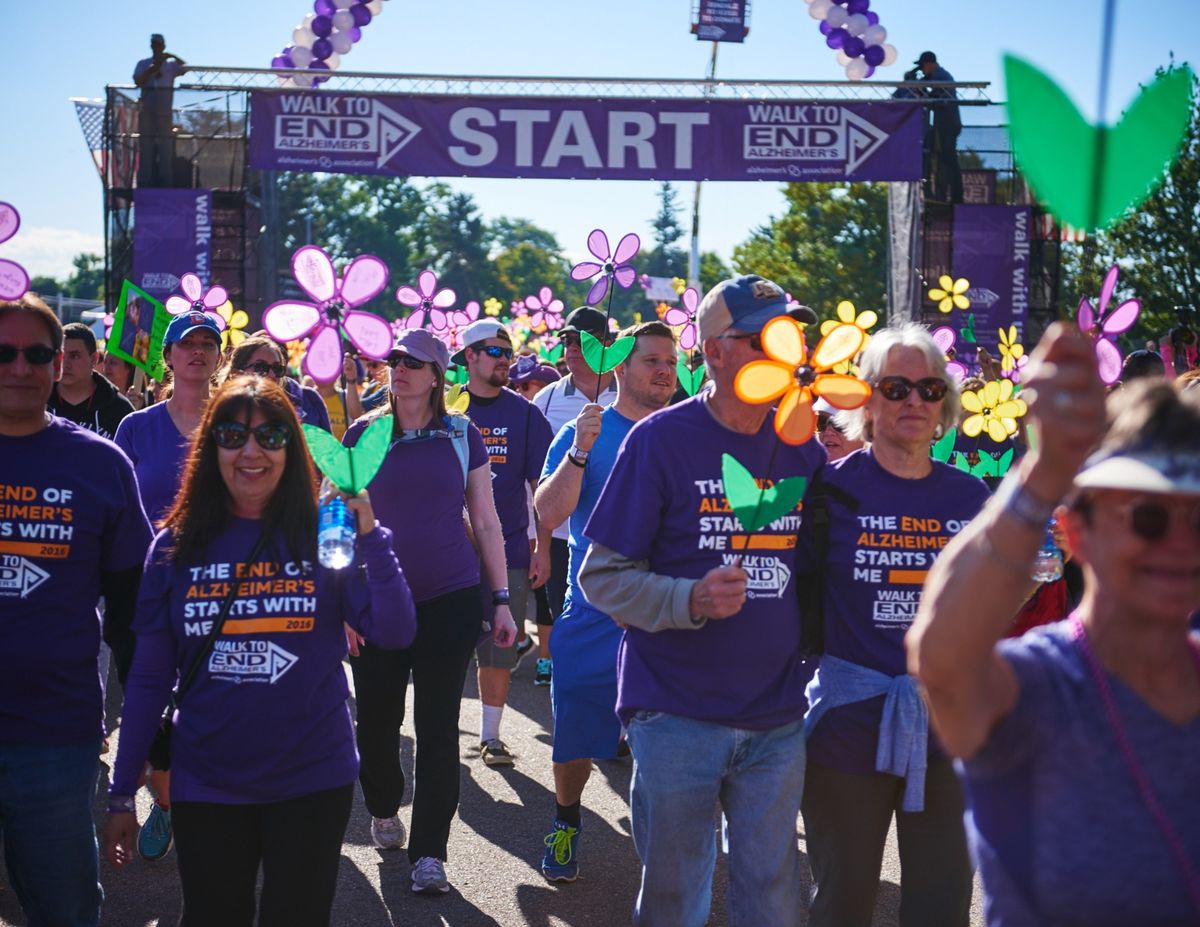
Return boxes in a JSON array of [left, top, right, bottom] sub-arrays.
[[1004, 55, 1194, 231], [580, 331, 636, 374], [953, 447, 1017, 479], [676, 356, 706, 396], [959, 312, 977, 345], [539, 342, 564, 364], [721, 453, 809, 535], [443, 365, 465, 385], [302, 415, 392, 494], [930, 428, 956, 463]]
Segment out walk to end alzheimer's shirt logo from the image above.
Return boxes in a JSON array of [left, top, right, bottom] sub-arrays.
[[208, 640, 299, 685], [0, 482, 75, 598], [0, 554, 50, 598], [696, 475, 800, 599]]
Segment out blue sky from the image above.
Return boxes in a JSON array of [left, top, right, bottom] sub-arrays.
[[3, 0, 1198, 279]]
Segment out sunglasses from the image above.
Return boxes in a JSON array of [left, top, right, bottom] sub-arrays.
[[722, 332, 764, 352], [817, 412, 844, 434], [212, 420, 291, 451], [560, 334, 582, 348], [239, 361, 287, 378], [387, 354, 428, 370], [875, 376, 949, 402], [1106, 497, 1200, 543], [0, 344, 57, 365], [474, 344, 514, 360]]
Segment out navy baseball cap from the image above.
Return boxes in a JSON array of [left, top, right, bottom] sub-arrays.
[[696, 275, 817, 343], [164, 311, 222, 346]]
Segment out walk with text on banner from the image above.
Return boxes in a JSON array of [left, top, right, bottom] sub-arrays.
[[696, 475, 801, 600], [0, 483, 73, 599]]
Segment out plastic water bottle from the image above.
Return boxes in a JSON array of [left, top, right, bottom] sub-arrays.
[[1031, 522, 1064, 583], [318, 496, 356, 570]]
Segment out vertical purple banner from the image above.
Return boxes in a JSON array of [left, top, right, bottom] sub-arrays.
[[132, 188, 213, 303], [952, 205, 1032, 354]]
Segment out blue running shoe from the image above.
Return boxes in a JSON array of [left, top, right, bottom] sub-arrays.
[[541, 819, 581, 882], [137, 803, 173, 861], [534, 658, 552, 687]]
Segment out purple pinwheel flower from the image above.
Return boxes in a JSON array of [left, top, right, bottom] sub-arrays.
[[166, 272, 229, 322], [570, 229, 640, 306], [0, 202, 29, 300], [435, 301, 482, 352], [396, 270, 456, 332], [662, 286, 700, 351], [524, 287, 564, 332], [1077, 265, 1141, 385], [262, 245, 392, 384]]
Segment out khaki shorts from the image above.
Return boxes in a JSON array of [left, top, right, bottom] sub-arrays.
[[475, 567, 529, 670]]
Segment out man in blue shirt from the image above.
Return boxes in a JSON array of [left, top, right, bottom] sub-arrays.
[[916, 50, 963, 203], [532, 320, 677, 882]]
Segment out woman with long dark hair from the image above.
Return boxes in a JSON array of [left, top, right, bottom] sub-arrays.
[[228, 333, 331, 431], [103, 377, 415, 926]]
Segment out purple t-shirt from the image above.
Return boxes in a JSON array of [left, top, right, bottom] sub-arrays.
[[114, 402, 191, 526], [806, 448, 990, 773], [345, 414, 487, 603], [584, 395, 826, 730], [284, 378, 332, 432], [466, 389, 553, 570], [113, 517, 415, 803], [0, 419, 151, 745], [963, 622, 1200, 925]]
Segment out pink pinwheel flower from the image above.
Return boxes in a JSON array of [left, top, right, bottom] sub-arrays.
[[524, 287, 564, 332], [262, 245, 392, 384], [1077, 265, 1141, 385], [166, 272, 228, 319], [0, 202, 29, 300], [663, 287, 700, 350], [932, 326, 968, 382], [570, 229, 640, 305], [438, 301, 482, 352], [396, 270, 456, 332]]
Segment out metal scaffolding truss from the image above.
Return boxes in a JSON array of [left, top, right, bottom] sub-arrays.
[[133, 66, 993, 104]]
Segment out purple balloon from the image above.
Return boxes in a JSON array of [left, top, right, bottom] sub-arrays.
[[865, 65, 876, 78], [865, 10, 879, 25], [350, 4, 372, 26], [310, 59, 331, 86], [348, 26, 362, 41], [271, 55, 290, 69], [864, 44, 885, 67], [311, 37, 333, 60], [847, 0, 870, 11], [819, 20, 832, 35], [314, 0, 336, 14], [826, 28, 849, 50], [843, 36, 865, 58], [312, 14, 333, 37]]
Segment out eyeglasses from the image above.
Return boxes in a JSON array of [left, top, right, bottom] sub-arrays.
[[212, 421, 291, 451], [239, 361, 287, 378], [721, 333, 763, 352], [388, 354, 427, 370], [560, 334, 581, 348], [875, 376, 949, 402], [0, 344, 57, 365], [817, 412, 844, 433], [1106, 497, 1200, 543], [473, 344, 514, 360]]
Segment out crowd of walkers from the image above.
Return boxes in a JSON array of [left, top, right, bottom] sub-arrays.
[[1, 276, 1197, 927]]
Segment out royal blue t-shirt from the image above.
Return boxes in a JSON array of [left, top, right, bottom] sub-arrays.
[[114, 402, 191, 527], [806, 448, 990, 773], [584, 395, 826, 730], [466, 389, 553, 570], [0, 419, 151, 745]]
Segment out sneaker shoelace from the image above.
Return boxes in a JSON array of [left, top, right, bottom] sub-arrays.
[[544, 825, 577, 865]]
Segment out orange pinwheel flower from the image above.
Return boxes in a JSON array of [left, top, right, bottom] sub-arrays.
[[734, 317, 872, 445]]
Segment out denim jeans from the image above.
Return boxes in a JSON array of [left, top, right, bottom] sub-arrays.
[[625, 711, 806, 927], [0, 741, 103, 927]]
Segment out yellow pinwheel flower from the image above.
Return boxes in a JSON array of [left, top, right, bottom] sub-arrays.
[[285, 339, 308, 374], [961, 379, 1028, 443], [734, 317, 872, 445], [820, 300, 877, 374], [997, 325, 1025, 374], [483, 297, 504, 317], [671, 277, 688, 295], [214, 300, 249, 350], [928, 275, 971, 313]]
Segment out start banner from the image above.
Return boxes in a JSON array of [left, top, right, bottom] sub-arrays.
[[249, 91, 922, 183]]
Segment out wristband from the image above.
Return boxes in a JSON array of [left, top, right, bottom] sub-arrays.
[[569, 445, 589, 462], [107, 795, 137, 814], [492, 588, 510, 606], [567, 451, 586, 468], [995, 474, 1057, 531]]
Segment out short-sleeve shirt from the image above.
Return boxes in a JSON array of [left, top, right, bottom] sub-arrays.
[[134, 56, 183, 118], [0, 419, 151, 744], [114, 402, 191, 527], [584, 395, 826, 730], [962, 622, 1200, 925]]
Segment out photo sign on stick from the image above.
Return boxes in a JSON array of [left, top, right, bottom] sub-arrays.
[[108, 280, 171, 381]]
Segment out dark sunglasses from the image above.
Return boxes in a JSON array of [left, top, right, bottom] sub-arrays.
[[560, 334, 582, 347], [817, 413, 844, 434], [212, 421, 291, 451], [723, 332, 763, 352], [387, 354, 427, 370], [1108, 497, 1200, 543], [875, 376, 949, 402], [239, 361, 287, 378], [474, 344, 513, 360], [0, 344, 57, 365]]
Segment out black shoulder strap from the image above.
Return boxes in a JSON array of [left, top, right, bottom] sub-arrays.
[[797, 476, 859, 658]]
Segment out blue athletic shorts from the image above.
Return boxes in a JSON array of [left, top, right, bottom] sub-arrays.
[[549, 594, 623, 763]]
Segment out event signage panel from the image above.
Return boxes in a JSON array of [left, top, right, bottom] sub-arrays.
[[952, 204, 1032, 352], [249, 92, 922, 182], [696, 0, 748, 43], [132, 188, 213, 303]]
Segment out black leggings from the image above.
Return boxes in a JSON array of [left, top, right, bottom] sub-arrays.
[[540, 537, 570, 625], [172, 783, 353, 927], [350, 584, 483, 863]]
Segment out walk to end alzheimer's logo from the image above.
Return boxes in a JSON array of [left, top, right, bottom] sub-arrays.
[[695, 476, 800, 599], [0, 483, 74, 598]]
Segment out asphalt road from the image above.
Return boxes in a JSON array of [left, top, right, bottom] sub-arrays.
[[1, 653, 985, 927]]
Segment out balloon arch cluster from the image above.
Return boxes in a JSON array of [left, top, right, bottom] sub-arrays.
[[270, 0, 387, 88], [805, 0, 899, 81]]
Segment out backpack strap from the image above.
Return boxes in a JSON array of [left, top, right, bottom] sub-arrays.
[[797, 475, 860, 657], [445, 411, 471, 488]]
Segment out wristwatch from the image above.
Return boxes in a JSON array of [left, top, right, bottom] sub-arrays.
[[568, 445, 589, 468], [492, 588, 511, 606]]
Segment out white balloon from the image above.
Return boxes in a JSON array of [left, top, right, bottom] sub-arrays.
[[882, 43, 898, 67], [276, 76, 296, 89], [330, 30, 354, 54], [863, 24, 887, 45], [366, 0, 383, 14], [333, 0, 355, 9], [846, 13, 868, 36], [808, 0, 832, 20], [325, 52, 341, 70], [332, 9, 355, 30], [825, 5, 848, 28], [293, 25, 315, 47], [290, 45, 314, 67], [302, 12, 315, 25], [836, 50, 852, 66], [845, 59, 869, 81], [293, 73, 316, 89]]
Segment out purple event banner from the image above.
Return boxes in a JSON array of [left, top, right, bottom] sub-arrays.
[[132, 188, 213, 302], [248, 92, 922, 183], [696, 0, 748, 43], [952, 204, 1032, 353]]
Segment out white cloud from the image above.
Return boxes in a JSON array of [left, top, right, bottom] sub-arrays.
[[3, 226, 104, 282]]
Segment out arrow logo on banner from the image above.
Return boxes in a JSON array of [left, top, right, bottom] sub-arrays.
[[966, 287, 1000, 307], [375, 102, 422, 169], [842, 111, 890, 175]]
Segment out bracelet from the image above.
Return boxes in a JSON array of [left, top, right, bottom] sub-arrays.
[[995, 474, 1057, 531], [492, 588, 510, 606], [107, 795, 137, 814]]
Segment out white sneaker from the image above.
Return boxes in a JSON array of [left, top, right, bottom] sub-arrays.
[[411, 855, 450, 894], [370, 815, 405, 850]]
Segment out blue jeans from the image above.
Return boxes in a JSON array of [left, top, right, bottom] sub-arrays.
[[625, 711, 806, 927], [0, 741, 103, 927]]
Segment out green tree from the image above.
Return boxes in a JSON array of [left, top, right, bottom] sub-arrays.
[[65, 254, 105, 301], [27, 274, 62, 296]]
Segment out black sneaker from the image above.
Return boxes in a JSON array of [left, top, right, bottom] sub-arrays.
[[513, 637, 534, 670]]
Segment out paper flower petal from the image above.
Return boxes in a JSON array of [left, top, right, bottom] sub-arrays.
[[814, 373, 872, 410], [586, 275, 609, 305], [962, 414, 985, 437], [1078, 297, 1095, 332], [614, 265, 637, 289], [1095, 338, 1124, 384], [612, 232, 640, 265], [343, 309, 394, 359], [396, 286, 423, 307], [203, 286, 228, 310], [262, 301, 322, 342], [340, 255, 389, 306], [292, 246, 337, 303], [0, 202, 20, 246], [164, 295, 192, 316], [303, 322, 343, 383], [775, 386, 816, 445], [961, 390, 983, 413], [986, 418, 1011, 443], [0, 259, 29, 300], [1102, 298, 1141, 335], [812, 323, 865, 370], [586, 229, 611, 262], [417, 270, 438, 299], [735, 360, 794, 404], [431, 287, 457, 310], [571, 261, 603, 281], [761, 317, 806, 366], [180, 273, 202, 302]]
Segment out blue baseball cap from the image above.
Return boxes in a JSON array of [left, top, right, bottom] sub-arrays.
[[696, 275, 818, 343], [163, 311, 222, 346]]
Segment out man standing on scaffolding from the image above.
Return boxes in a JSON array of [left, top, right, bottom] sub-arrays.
[[133, 34, 186, 188], [915, 50, 962, 203]]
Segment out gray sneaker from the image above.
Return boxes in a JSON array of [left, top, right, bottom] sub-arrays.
[[411, 856, 450, 894], [480, 738, 515, 767], [370, 815, 405, 850]]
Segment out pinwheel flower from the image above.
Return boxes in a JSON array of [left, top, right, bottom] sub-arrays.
[[734, 317, 872, 445], [396, 270, 457, 331], [483, 297, 504, 317], [0, 202, 29, 300], [961, 379, 1028, 442], [1077, 265, 1141, 385], [570, 229, 640, 305], [663, 287, 699, 350], [286, 339, 308, 374], [438, 300, 482, 352], [931, 326, 968, 381], [524, 287, 564, 332], [997, 325, 1025, 375], [214, 300, 250, 350], [820, 300, 877, 374], [166, 272, 229, 319], [929, 275, 971, 313], [262, 245, 392, 384]]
